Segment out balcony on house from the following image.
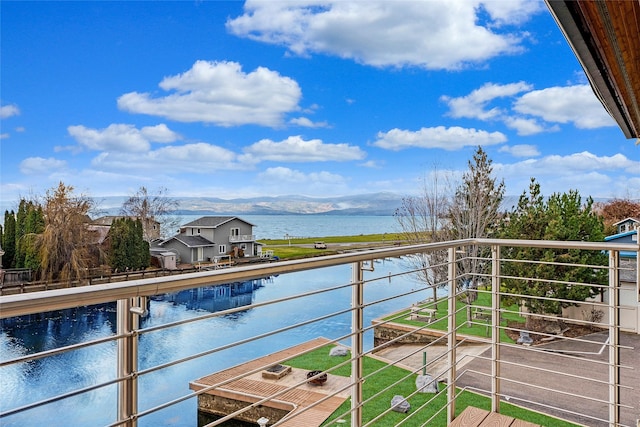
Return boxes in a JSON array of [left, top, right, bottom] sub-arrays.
[[0, 238, 638, 427], [229, 233, 256, 243]]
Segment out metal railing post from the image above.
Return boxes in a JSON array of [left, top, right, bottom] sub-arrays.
[[351, 261, 364, 427], [117, 297, 141, 427], [447, 247, 457, 423], [608, 250, 620, 426], [491, 244, 501, 413]]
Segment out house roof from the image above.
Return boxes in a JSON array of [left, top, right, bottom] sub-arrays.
[[605, 229, 638, 259], [163, 233, 214, 248], [605, 229, 638, 240], [545, 0, 640, 139], [612, 217, 640, 227], [182, 216, 255, 228]]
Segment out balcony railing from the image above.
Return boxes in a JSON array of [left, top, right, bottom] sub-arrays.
[[0, 238, 637, 427]]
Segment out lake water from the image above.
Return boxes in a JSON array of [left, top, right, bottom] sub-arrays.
[[1, 216, 434, 427], [178, 214, 398, 240]]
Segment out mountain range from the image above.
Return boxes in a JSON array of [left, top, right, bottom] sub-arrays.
[[95, 192, 407, 216]]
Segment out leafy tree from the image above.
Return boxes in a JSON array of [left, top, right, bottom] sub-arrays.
[[108, 218, 149, 272], [37, 182, 96, 284], [120, 186, 179, 240], [499, 179, 607, 328], [2, 210, 16, 268], [594, 197, 640, 235], [395, 166, 452, 308], [446, 146, 505, 322]]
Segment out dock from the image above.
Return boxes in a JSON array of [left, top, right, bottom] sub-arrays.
[[190, 337, 351, 426]]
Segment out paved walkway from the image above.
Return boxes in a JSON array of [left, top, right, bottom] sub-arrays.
[[373, 331, 640, 427]]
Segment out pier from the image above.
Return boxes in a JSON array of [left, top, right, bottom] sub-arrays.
[[189, 337, 351, 426]]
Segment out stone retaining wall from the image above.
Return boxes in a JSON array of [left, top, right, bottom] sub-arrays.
[[197, 394, 289, 425]]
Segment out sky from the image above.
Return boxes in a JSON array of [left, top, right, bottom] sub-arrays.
[[1, 0, 639, 210]]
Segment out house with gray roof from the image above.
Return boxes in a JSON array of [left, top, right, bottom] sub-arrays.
[[158, 216, 257, 265]]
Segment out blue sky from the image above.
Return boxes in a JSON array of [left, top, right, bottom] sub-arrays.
[[1, 0, 639, 209]]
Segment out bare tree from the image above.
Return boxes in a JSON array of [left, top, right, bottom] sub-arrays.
[[395, 166, 453, 308], [37, 182, 96, 285], [446, 147, 505, 323], [120, 186, 180, 240]]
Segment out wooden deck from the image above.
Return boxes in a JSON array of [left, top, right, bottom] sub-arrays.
[[449, 407, 541, 427], [190, 337, 350, 426]]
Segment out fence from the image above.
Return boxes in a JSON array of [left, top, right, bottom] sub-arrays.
[[1, 238, 638, 426]]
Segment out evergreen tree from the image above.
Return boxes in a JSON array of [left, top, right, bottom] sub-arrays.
[[23, 203, 45, 270], [499, 179, 607, 327], [14, 200, 28, 267], [446, 146, 505, 317], [3, 210, 16, 268], [108, 218, 149, 271]]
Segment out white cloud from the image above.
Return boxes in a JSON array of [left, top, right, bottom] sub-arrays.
[[1, 133, 9, 140], [360, 160, 382, 168], [91, 142, 241, 172], [502, 116, 552, 136], [443, 82, 616, 134], [227, 1, 539, 70], [118, 60, 302, 127], [502, 151, 639, 175], [20, 157, 67, 175], [241, 135, 365, 163], [513, 85, 616, 129], [480, 0, 544, 25], [498, 144, 540, 157], [0, 104, 20, 119], [68, 123, 180, 152], [373, 126, 507, 151], [258, 166, 346, 185], [498, 152, 640, 198], [442, 81, 533, 120], [289, 117, 330, 128]]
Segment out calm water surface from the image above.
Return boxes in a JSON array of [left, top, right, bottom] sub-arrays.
[[179, 214, 397, 240], [1, 257, 440, 427]]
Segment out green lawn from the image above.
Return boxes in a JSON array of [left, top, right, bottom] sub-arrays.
[[285, 345, 578, 426], [261, 233, 407, 246], [264, 233, 409, 259], [382, 289, 524, 343]]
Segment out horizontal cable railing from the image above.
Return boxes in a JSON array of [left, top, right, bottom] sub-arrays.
[[0, 239, 637, 427]]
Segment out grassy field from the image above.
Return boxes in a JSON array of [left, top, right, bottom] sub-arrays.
[[261, 233, 406, 246], [261, 232, 411, 259], [285, 344, 578, 426], [383, 290, 525, 343]]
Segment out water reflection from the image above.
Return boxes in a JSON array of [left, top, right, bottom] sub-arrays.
[[158, 279, 265, 315], [1, 260, 435, 427]]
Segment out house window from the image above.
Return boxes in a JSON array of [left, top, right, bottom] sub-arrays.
[[197, 247, 204, 261], [197, 228, 201, 234], [231, 228, 240, 237], [219, 245, 226, 254]]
